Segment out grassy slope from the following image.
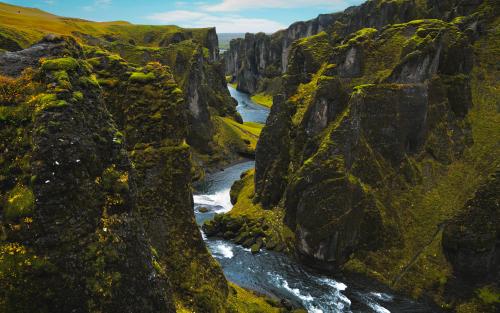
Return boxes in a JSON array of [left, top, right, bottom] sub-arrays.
[[228, 170, 295, 252], [213, 117, 263, 156], [0, 1, 209, 48], [251, 93, 273, 108]]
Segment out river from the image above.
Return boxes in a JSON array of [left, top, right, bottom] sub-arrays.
[[192, 86, 434, 313]]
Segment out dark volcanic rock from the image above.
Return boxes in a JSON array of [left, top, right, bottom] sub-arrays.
[[0, 36, 228, 312], [255, 18, 475, 272], [0, 35, 83, 77], [224, 0, 485, 96], [442, 172, 499, 284]]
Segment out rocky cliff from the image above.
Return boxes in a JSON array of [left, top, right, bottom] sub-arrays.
[[0, 2, 247, 172], [220, 0, 499, 311], [0, 12, 288, 313], [0, 35, 181, 312], [225, 0, 487, 96]]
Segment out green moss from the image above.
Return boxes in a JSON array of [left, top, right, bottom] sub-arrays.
[[41, 57, 79, 72], [72, 91, 83, 101], [0, 105, 30, 123], [52, 70, 71, 89], [295, 31, 331, 67], [226, 170, 294, 253], [101, 165, 129, 194], [0, 243, 54, 312], [213, 117, 263, 157], [97, 78, 119, 87], [289, 63, 336, 126], [129, 71, 156, 83], [346, 28, 378, 45], [3, 184, 34, 221], [251, 93, 273, 108], [477, 286, 500, 304], [32, 93, 68, 114], [226, 283, 281, 313], [78, 74, 100, 88]]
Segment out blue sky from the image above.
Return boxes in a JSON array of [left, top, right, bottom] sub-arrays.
[[4, 0, 364, 33]]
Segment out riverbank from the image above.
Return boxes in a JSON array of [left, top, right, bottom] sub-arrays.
[[194, 84, 444, 313]]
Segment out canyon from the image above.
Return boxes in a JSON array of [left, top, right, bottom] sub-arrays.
[[0, 0, 498, 312]]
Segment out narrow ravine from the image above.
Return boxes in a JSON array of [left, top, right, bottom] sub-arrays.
[[193, 86, 430, 313]]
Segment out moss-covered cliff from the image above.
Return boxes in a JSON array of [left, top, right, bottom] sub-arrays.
[[0, 18, 287, 313], [219, 0, 499, 312], [225, 0, 488, 100], [0, 1, 251, 173]]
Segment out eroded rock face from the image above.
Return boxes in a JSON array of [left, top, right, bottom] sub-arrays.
[[224, 0, 485, 96], [0, 35, 83, 77], [0, 37, 227, 312], [72, 26, 240, 162], [255, 18, 475, 273], [0, 40, 173, 312], [442, 172, 499, 284], [89, 51, 228, 309]]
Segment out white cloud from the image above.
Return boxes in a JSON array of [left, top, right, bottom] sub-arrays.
[[204, 0, 346, 12], [148, 10, 286, 33]]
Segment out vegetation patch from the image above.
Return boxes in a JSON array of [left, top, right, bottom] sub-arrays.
[[129, 71, 156, 83], [251, 93, 273, 108], [204, 170, 294, 254], [41, 57, 79, 72], [3, 184, 34, 221], [213, 117, 263, 157]]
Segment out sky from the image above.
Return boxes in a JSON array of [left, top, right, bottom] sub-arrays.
[[4, 0, 365, 33]]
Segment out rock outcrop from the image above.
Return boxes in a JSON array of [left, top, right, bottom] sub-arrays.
[[0, 36, 176, 312], [246, 0, 498, 311], [0, 35, 230, 312], [224, 0, 485, 96], [0, 2, 243, 170]]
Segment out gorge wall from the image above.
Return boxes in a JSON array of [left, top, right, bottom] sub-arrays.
[[0, 33, 229, 313], [224, 0, 487, 95], [0, 4, 288, 312], [0, 1, 251, 173], [222, 0, 499, 311]]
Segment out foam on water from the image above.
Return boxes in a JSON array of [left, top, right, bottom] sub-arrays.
[[212, 242, 234, 258], [367, 302, 391, 313], [317, 277, 348, 291], [270, 273, 315, 302], [370, 292, 394, 302], [193, 188, 232, 213]]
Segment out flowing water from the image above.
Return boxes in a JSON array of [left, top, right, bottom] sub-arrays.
[[228, 85, 270, 124], [193, 86, 434, 313]]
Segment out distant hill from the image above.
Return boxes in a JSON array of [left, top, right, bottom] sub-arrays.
[[0, 1, 212, 50]]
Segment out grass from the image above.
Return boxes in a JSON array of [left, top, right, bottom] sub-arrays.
[[251, 93, 273, 108], [228, 170, 295, 251], [213, 117, 263, 155], [226, 283, 282, 313], [0, 2, 211, 49]]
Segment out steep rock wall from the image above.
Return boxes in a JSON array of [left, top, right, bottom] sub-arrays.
[[224, 0, 485, 95], [252, 0, 499, 309], [0, 36, 228, 312]]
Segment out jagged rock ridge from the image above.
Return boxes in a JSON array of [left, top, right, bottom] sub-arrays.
[[225, 0, 486, 95], [221, 0, 499, 311]]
